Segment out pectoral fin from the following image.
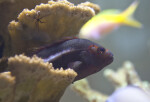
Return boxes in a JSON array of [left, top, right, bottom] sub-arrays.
[[68, 61, 82, 71]]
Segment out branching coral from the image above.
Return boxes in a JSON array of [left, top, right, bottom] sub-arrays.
[[78, 2, 100, 14], [0, 0, 101, 102], [0, 0, 100, 56], [72, 79, 108, 102], [72, 61, 150, 102], [104, 61, 150, 90], [0, 72, 15, 102], [0, 55, 77, 102], [0, 0, 50, 57], [7, 0, 100, 56]]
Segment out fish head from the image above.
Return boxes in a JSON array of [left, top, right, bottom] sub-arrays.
[[74, 44, 113, 81], [86, 44, 113, 71]]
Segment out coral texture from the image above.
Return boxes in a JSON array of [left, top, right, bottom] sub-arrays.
[[72, 79, 108, 102], [0, 72, 15, 102], [0, 0, 49, 57], [0, 55, 77, 102], [104, 61, 150, 90], [78, 2, 100, 14], [72, 61, 150, 102], [0, 0, 101, 102], [7, 0, 100, 56]]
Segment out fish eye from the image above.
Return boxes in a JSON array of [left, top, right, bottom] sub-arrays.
[[97, 47, 105, 54], [88, 45, 98, 53]]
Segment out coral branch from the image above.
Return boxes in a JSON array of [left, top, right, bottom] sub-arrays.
[[0, 55, 77, 102], [0, 0, 50, 57], [72, 79, 108, 102], [72, 61, 150, 102], [104, 61, 150, 90], [0, 72, 15, 102], [8, 0, 99, 55]]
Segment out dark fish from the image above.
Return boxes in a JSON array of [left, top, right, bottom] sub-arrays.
[[33, 38, 113, 81]]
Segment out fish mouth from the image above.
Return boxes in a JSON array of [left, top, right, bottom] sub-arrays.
[[95, 49, 113, 69], [104, 50, 114, 65]]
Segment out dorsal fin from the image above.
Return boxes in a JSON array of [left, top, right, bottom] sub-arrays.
[[41, 37, 78, 50], [27, 37, 78, 56]]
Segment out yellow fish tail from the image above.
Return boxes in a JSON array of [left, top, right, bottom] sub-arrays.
[[123, 18, 142, 28], [121, 0, 142, 28]]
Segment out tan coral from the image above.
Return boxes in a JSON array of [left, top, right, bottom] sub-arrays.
[[104, 61, 150, 90], [8, 0, 100, 55], [78, 2, 100, 14], [0, 55, 77, 102], [72, 61, 150, 102], [72, 79, 108, 102], [0, 0, 101, 101], [0, 0, 50, 57], [0, 72, 15, 102]]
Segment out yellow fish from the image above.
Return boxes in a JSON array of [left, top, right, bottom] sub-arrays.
[[79, 1, 142, 39]]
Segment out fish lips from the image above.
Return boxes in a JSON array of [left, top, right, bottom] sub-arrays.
[[104, 50, 114, 65], [95, 49, 113, 69]]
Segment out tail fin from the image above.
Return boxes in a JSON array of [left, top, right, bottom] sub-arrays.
[[121, 0, 142, 28]]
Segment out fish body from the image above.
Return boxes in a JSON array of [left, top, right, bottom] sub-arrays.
[[79, 1, 142, 39], [34, 38, 113, 81]]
